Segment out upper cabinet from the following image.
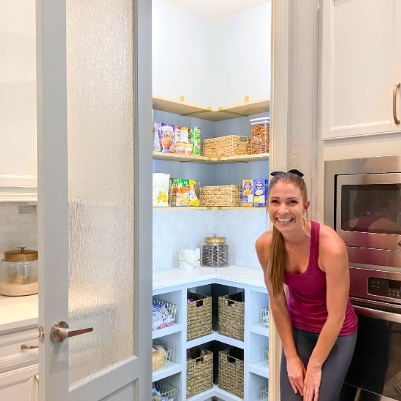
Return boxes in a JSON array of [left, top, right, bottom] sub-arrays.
[[152, 0, 271, 112], [0, 1, 37, 200], [321, 0, 401, 140]]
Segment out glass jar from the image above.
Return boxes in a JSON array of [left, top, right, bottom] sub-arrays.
[[0, 247, 38, 297], [250, 117, 270, 154], [201, 234, 229, 267]]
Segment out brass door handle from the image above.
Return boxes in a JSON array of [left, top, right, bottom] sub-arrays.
[[50, 321, 93, 343], [21, 344, 39, 349], [393, 83, 400, 124]]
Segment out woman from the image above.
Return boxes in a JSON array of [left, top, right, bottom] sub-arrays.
[[255, 170, 357, 401]]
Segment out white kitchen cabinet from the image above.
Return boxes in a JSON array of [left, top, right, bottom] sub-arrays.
[[321, 0, 401, 140], [0, 0, 37, 201], [0, 327, 39, 401], [152, 267, 269, 401]]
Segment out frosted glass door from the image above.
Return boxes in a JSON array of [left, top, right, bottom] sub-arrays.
[[37, 0, 152, 400]]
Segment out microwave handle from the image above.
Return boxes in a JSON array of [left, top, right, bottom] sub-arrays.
[[353, 305, 401, 324]]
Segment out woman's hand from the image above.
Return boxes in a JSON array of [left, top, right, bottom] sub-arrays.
[[286, 356, 306, 396], [303, 365, 322, 401]]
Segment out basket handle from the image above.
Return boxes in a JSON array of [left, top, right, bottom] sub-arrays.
[[195, 356, 204, 364], [226, 300, 236, 307], [227, 356, 237, 364], [196, 299, 204, 307]]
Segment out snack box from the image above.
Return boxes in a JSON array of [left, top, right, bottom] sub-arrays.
[[241, 179, 254, 207], [153, 173, 170, 207], [253, 179, 268, 207]]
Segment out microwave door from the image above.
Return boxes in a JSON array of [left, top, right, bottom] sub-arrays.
[[336, 173, 401, 252]]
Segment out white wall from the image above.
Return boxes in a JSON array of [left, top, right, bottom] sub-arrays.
[[152, 0, 215, 106], [152, 0, 271, 107], [214, 3, 271, 106], [0, 1, 37, 180]]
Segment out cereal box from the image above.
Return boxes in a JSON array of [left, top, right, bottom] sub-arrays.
[[241, 179, 254, 207], [253, 179, 268, 207], [188, 180, 200, 206], [176, 179, 190, 207]]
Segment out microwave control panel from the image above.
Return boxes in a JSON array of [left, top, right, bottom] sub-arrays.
[[368, 277, 401, 299]]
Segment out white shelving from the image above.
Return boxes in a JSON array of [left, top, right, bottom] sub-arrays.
[[152, 268, 269, 401]]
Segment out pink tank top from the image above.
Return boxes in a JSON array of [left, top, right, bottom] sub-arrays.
[[284, 221, 357, 336]]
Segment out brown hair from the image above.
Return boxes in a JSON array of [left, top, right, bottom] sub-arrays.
[[268, 171, 308, 297]]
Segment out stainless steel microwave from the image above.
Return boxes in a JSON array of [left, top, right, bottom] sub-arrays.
[[325, 156, 401, 271]]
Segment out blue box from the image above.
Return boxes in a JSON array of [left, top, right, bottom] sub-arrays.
[[253, 179, 268, 207]]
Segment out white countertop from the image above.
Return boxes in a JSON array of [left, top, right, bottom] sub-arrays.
[[0, 294, 38, 333], [153, 265, 266, 291]]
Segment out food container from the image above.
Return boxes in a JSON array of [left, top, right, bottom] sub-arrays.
[[0, 247, 38, 296], [201, 234, 229, 267], [250, 117, 270, 154]]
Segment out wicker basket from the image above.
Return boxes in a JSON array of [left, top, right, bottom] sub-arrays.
[[186, 346, 213, 398], [203, 135, 251, 158], [187, 292, 212, 341], [152, 380, 177, 401], [218, 292, 245, 341], [200, 185, 241, 207], [218, 347, 244, 398]]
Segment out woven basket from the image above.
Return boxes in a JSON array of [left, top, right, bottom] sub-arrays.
[[187, 292, 212, 341], [200, 185, 241, 207], [218, 347, 244, 398], [186, 346, 213, 398], [203, 135, 251, 158], [218, 292, 245, 341]]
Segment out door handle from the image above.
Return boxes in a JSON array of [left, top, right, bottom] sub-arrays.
[[393, 83, 400, 124], [21, 344, 39, 349], [50, 321, 93, 343]]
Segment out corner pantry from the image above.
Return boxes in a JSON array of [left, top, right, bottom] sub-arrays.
[[151, 1, 272, 400]]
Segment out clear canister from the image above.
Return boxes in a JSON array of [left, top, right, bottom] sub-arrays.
[[250, 117, 270, 154], [201, 234, 229, 267], [0, 247, 38, 297]]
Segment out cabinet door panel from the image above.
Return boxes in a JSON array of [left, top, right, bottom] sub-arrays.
[[321, 0, 400, 139], [0, 365, 38, 401]]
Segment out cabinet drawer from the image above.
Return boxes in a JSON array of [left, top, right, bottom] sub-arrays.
[[0, 329, 38, 373]]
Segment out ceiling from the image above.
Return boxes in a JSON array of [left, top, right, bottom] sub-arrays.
[[161, 0, 269, 23]]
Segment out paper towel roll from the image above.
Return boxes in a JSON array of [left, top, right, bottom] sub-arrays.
[[179, 247, 200, 270]]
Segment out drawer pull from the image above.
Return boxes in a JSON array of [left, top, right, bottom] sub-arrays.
[[21, 344, 39, 349], [393, 83, 400, 124]]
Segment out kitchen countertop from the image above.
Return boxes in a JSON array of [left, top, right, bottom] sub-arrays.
[[0, 294, 38, 333], [153, 265, 266, 291]]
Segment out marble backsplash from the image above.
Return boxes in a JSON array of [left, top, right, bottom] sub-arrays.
[[0, 202, 37, 256], [153, 208, 268, 270]]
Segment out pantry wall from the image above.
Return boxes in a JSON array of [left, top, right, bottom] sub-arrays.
[[151, 1, 272, 400]]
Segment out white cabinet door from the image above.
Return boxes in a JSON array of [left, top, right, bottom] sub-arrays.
[[321, 0, 401, 140], [0, 365, 38, 401], [37, 0, 152, 400], [0, 0, 37, 200]]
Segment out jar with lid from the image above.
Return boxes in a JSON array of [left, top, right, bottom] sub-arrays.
[[0, 247, 38, 297], [201, 235, 229, 267], [250, 117, 270, 154]]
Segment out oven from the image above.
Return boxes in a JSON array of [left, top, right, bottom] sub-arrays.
[[325, 156, 401, 401]]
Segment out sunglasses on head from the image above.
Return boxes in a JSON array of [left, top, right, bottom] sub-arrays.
[[270, 169, 304, 178]]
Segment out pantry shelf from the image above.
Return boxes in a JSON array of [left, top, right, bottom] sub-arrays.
[[153, 206, 267, 211], [152, 151, 269, 163], [153, 95, 270, 122]]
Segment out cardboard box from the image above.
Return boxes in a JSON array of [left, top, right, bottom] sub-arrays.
[[241, 180, 254, 207], [253, 179, 268, 207]]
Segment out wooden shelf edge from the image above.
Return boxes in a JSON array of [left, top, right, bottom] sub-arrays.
[[153, 95, 269, 121], [153, 151, 269, 163]]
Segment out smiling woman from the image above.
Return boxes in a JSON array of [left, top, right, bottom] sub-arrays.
[[255, 170, 358, 401]]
